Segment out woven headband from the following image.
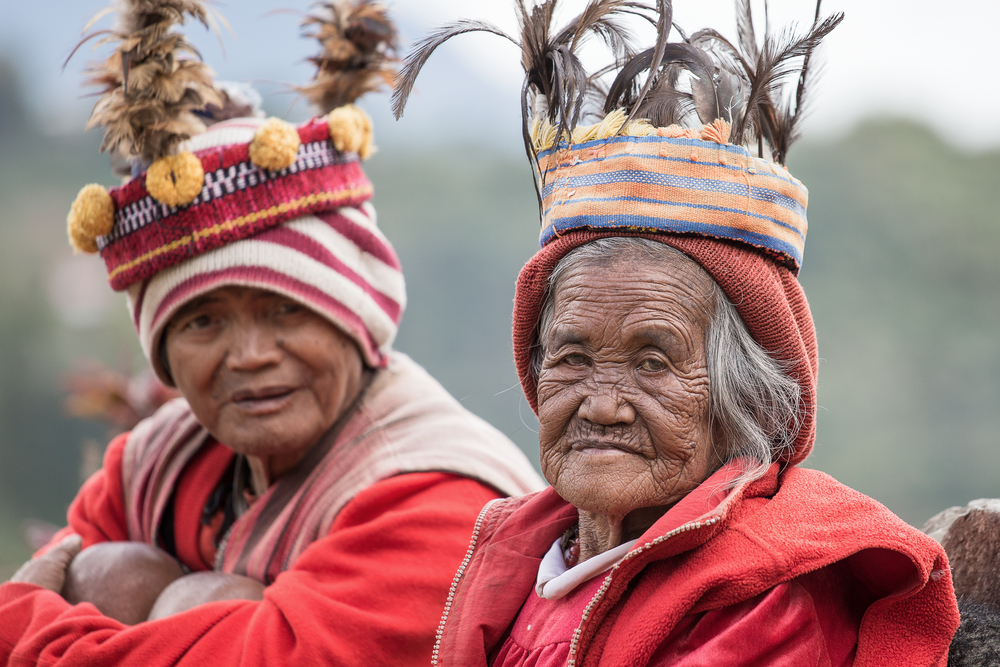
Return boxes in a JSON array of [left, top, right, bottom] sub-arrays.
[[68, 108, 376, 292], [536, 122, 808, 271]]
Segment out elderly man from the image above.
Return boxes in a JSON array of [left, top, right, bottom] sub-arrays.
[[0, 1, 541, 665]]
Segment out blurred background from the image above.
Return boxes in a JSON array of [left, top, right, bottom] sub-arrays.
[[0, 0, 998, 574]]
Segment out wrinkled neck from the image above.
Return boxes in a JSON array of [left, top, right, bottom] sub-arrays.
[[577, 505, 669, 563]]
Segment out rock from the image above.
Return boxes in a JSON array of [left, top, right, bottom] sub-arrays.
[[925, 499, 1000, 610]]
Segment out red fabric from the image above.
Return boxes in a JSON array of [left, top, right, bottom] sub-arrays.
[[650, 580, 842, 667], [3, 438, 501, 667], [435, 465, 959, 667], [493, 464, 864, 667], [511, 230, 818, 464], [493, 574, 607, 667], [173, 442, 236, 570]]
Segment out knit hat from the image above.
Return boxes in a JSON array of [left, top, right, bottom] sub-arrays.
[[394, 0, 842, 466], [66, 0, 403, 384]]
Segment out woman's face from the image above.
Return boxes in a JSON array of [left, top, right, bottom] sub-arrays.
[[536, 254, 718, 520], [163, 286, 365, 478]]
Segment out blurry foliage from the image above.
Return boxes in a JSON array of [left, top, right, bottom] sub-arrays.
[[792, 121, 1000, 523], [0, 55, 998, 568]]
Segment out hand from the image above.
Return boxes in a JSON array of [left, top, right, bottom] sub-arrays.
[[148, 572, 265, 620], [9, 534, 83, 593], [62, 542, 184, 625]]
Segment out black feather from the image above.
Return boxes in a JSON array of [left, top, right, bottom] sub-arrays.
[[731, 11, 843, 160], [391, 19, 517, 120], [622, 0, 672, 126]]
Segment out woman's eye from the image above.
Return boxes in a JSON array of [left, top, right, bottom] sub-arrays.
[[639, 357, 667, 372], [563, 353, 588, 366]]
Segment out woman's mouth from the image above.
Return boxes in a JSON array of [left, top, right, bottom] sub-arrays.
[[571, 440, 640, 456], [230, 386, 297, 415]]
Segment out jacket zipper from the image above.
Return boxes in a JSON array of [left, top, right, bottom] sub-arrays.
[[431, 498, 501, 667], [566, 516, 721, 667]]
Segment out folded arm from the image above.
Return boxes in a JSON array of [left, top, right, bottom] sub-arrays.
[[0, 472, 499, 667]]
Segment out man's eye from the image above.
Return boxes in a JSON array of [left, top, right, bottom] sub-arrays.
[[276, 301, 303, 316], [185, 314, 213, 330], [639, 357, 667, 372], [563, 353, 588, 366]]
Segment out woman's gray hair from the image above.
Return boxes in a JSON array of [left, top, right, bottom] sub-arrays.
[[532, 237, 802, 485]]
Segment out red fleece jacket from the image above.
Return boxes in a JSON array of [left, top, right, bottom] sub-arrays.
[[434, 464, 959, 667], [0, 434, 501, 667]]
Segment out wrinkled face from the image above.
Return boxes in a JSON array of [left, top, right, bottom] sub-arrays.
[[536, 254, 718, 520], [163, 286, 365, 476]]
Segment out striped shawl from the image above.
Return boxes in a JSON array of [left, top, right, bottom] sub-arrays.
[[120, 352, 544, 583]]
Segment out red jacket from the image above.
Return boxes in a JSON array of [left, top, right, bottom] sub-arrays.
[[434, 464, 959, 667], [0, 434, 502, 666]]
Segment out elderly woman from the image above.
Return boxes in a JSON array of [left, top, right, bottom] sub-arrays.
[[0, 2, 541, 666], [393, 1, 960, 664]]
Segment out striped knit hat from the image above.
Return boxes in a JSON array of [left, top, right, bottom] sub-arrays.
[[394, 0, 842, 465], [125, 116, 404, 382], [66, 0, 403, 384]]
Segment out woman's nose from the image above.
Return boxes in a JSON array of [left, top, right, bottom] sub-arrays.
[[226, 323, 283, 371], [578, 386, 636, 425]]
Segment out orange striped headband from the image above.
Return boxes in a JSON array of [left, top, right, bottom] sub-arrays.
[[535, 118, 808, 272]]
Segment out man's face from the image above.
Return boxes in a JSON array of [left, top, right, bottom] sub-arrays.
[[163, 286, 365, 478]]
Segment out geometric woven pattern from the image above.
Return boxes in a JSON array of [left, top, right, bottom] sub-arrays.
[[101, 117, 373, 290], [537, 134, 809, 272]]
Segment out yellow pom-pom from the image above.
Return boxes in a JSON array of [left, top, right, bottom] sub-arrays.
[[67, 184, 115, 254], [327, 105, 375, 160], [249, 118, 301, 171], [146, 153, 205, 207]]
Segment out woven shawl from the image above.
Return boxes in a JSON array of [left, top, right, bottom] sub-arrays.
[[120, 352, 543, 583]]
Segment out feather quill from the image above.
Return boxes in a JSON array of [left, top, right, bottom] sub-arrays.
[[394, 0, 840, 178], [79, 0, 221, 167], [729, 11, 843, 160], [300, 0, 399, 114], [394, 0, 640, 155]]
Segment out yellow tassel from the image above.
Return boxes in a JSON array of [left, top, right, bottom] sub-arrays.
[[570, 123, 599, 145], [592, 109, 628, 141], [249, 118, 302, 171], [530, 117, 560, 152], [67, 184, 115, 254], [623, 120, 657, 137], [145, 153, 205, 207], [327, 105, 375, 160]]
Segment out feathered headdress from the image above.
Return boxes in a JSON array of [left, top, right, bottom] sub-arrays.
[[393, 0, 842, 168], [298, 0, 398, 160], [77, 0, 222, 169], [393, 0, 843, 273], [300, 0, 398, 114], [66, 0, 395, 257], [66, 0, 222, 252]]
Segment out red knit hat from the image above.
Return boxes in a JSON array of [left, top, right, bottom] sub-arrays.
[[512, 232, 818, 466], [393, 0, 841, 465]]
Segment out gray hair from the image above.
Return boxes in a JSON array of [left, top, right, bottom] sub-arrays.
[[532, 237, 802, 484]]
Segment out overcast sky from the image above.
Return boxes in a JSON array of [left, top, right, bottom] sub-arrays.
[[3, 0, 998, 152]]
